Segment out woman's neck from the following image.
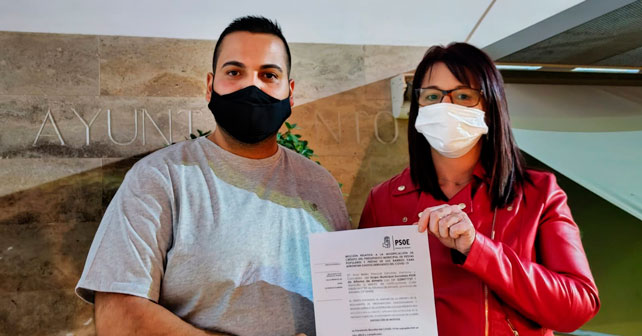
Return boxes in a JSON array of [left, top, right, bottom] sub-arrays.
[[431, 142, 482, 198]]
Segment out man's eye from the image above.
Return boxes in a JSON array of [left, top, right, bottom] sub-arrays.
[[226, 70, 240, 76], [263, 73, 278, 80]]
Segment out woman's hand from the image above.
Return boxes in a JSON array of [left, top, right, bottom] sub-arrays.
[[416, 204, 476, 255]]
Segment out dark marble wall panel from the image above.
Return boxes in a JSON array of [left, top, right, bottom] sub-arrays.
[[0, 161, 103, 225], [0, 158, 103, 200], [0, 157, 136, 335], [0, 222, 98, 335]]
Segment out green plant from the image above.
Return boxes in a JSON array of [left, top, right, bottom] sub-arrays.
[[277, 122, 320, 164], [277, 123, 344, 189], [189, 129, 211, 139]]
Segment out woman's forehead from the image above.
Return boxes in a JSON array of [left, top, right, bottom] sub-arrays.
[[422, 62, 479, 89]]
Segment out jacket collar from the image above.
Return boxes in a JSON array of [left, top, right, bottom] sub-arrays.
[[391, 167, 420, 196]]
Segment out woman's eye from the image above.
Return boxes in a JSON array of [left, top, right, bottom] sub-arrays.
[[427, 94, 440, 101], [456, 94, 471, 100]]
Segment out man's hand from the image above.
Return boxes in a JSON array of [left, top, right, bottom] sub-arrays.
[[416, 204, 476, 255]]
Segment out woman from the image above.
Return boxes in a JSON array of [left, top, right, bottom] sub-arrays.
[[359, 43, 600, 336]]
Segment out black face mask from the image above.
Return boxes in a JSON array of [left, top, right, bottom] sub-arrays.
[[208, 85, 292, 144]]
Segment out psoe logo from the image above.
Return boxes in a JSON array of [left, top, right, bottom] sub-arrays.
[[382, 236, 391, 248], [394, 238, 410, 247]]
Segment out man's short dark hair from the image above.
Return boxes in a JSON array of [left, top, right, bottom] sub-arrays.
[[212, 16, 291, 77]]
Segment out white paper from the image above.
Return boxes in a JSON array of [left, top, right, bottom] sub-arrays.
[[309, 226, 438, 336]]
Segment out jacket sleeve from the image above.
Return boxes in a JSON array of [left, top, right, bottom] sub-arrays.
[[462, 178, 600, 332], [358, 189, 379, 229]]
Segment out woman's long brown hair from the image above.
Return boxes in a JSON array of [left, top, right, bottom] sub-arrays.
[[407, 42, 529, 209]]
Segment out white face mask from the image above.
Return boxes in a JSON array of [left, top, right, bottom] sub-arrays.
[[414, 103, 488, 158]]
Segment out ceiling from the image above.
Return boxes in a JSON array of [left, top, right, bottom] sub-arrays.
[[0, 0, 584, 48], [498, 0, 642, 67]]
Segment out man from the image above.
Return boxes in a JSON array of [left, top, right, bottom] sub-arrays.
[[76, 16, 350, 336]]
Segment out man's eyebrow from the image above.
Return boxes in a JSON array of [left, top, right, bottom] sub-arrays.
[[260, 64, 283, 72], [221, 61, 245, 68]]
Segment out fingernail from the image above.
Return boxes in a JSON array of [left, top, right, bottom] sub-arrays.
[[458, 203, 466, 210]]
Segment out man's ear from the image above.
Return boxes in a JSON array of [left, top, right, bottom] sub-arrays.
[[206, 72, 214, 102], [288, 78, 295, 107]]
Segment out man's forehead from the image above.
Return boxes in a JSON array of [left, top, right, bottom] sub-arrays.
[[217, 31, 288, 68]]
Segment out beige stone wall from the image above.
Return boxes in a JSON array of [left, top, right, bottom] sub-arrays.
[[0, 30, 423, 335], [290, 80, 410, 224]]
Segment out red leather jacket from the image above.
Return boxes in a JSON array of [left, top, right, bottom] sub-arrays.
[[359, 166, 600, 336]]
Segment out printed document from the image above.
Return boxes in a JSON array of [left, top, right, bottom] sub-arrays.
[[309, 226, 438, 336]]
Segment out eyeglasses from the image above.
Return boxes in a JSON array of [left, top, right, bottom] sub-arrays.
[[414, 86, 483, 107]]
